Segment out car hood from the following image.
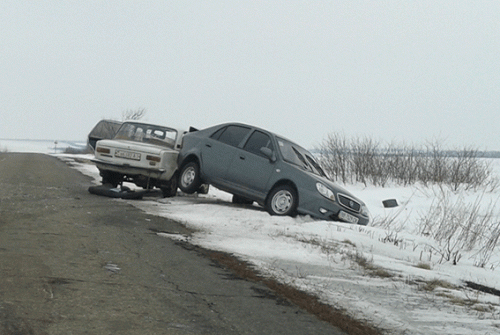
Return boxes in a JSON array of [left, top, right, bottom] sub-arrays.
[[97, 139, 177, 155]]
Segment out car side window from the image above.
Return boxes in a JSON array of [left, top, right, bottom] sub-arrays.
[[210, 127, 226, 140], [292, 147, 308, 167], [305, 154, 327, 177], [243, 131, 273, 157], [211, 125, 251, 147]]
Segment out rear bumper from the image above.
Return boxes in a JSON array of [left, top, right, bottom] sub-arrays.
[[92, 159, 170, 180]]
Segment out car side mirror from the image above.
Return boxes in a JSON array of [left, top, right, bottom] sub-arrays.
[[260, 147, 276, 162]]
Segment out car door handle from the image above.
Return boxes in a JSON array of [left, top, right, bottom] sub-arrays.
[[205, 144, 212, 148], [239, 155, 245, 160]]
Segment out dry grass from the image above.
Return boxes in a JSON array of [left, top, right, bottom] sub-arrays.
[[352, 252, 393, 278], [343, 239, 356, 247], [471, 304, 496, 313], [414, 262, 432, 270], [420, 279, 456, 292], [368, 268, 393, 278]]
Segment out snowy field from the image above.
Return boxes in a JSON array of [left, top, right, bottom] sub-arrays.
[[0, 139, 86, 154], [48, 152, 500, 335]]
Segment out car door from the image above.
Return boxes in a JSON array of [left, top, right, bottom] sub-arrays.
[[200, 125, 252, 185], [225, 130, 276, 199]]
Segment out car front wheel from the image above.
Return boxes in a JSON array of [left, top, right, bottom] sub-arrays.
[[266, 185, 297, 217], [179, 162, 202, 194]]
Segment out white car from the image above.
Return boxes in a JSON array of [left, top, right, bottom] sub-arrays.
[[92, 121, 186, 197]]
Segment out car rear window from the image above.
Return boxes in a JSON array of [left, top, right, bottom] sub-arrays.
[[114, 123, 178, 149]]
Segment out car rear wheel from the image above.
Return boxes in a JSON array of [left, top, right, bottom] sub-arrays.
[[161, 174, 178, 198], [232, 194, 254, 205], [266, 185, 297, 217], [179, 162, 202, 194], [101, 171, 122, 188]]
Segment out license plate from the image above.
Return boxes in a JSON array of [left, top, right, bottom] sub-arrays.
[[338, 210, 359, 224], [115, 150, 141, 161]]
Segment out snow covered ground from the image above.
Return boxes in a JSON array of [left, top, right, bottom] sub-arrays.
[[53, 153, 500, 334], [0, 139, 86, 154]]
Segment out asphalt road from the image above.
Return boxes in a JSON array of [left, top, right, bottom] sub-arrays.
[[0, 153, 343, 335]]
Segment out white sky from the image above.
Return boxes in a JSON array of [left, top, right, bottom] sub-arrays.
[[1, 1, 499, 150]]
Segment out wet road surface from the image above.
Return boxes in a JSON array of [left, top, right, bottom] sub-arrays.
[[0, 153, 343, 334]]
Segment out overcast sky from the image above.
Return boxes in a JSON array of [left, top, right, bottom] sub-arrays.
[[1, 1, 499, 150]]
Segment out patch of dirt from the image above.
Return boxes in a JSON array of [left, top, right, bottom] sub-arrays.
[[206, 250, 382, 335]]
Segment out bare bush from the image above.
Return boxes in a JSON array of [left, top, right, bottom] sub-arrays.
[[473, 223, 500, 268], [318, 133, 500, 268], [417, 189, 500, 266], [122, 108, 146, 121], [320, 133, 350, 184], [317, 133, 497, 191]]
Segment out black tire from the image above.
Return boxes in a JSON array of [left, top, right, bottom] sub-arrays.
[[266, 185, 297, 217], [232, 194, 254, 205], [161, 174, 178, 198], [197, 184, 210, 194], [101, 171, 122, 188], [179, 162, 202, 194]]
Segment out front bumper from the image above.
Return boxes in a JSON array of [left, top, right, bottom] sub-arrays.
[[297, 188, 370, 225]]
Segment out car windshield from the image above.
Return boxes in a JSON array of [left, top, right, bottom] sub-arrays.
[[276, 137, 327, 177], [114, 122, 178, 149]]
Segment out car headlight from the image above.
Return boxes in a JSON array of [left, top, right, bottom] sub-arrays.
[[316, 183, 335, 201], [360, 205, 370, 217]]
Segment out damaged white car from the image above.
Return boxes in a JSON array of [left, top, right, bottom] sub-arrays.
[[92, 121, 186, 197]]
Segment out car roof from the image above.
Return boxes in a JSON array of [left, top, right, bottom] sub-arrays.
[[207, 122, 304, 149]]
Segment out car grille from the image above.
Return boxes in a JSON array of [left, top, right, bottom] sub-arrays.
[[337, 194, 361, 213]]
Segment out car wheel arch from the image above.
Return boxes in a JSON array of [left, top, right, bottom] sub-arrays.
[[180, 154, 201, 170], [265, 180, 299, 204], [265, 180, 299, 217]]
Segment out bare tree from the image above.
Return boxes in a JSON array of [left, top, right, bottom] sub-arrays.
[[122, 108, 146, 121]]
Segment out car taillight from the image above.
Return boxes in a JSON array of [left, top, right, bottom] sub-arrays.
[[146, 155, 161, 162], [96, 147, 110, 154]]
